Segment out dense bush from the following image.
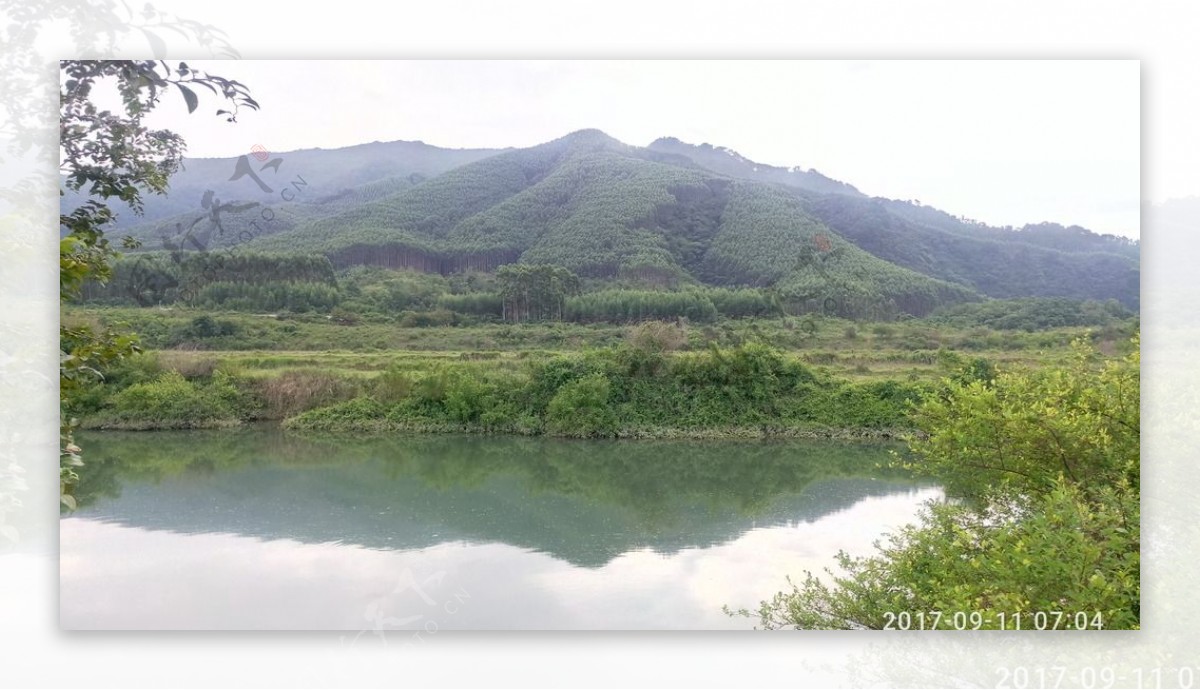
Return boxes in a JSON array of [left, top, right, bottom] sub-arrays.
[[747, 336, 1140, 629], [290, 341, 923, 437], [545, 373, 617, 437], [105, 371, 246, 428], [927, 297, 1134, 331]]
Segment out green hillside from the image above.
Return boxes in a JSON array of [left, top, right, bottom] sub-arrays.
[[644, 137, 1140, 309], [90, 129, 1139, 317], [805, 194, 1140, 309], [240, 130, 976, 316]]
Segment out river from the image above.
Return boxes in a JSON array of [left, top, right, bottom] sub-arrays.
[[60, 427, 941, 631]]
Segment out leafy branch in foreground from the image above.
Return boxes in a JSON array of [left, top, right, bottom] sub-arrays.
[[737, 334, 1140, 629], [59, 60, 257, 507]]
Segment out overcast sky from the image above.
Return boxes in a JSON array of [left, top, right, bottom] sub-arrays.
[[136, 60, 1140, 238]]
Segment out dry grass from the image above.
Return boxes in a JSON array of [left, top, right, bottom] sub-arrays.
[[253, 370, 360, 419], [157, 351, 219, 378]]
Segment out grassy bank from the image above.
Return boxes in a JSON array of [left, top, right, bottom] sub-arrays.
[[71, 340, 939, 437], [66, 312, 1132, 437]]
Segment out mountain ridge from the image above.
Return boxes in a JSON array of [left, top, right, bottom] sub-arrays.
[[87, 128, 1139, 314]]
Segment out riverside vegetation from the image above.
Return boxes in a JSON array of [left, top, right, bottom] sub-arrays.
[[62, 266, 1136, 439]]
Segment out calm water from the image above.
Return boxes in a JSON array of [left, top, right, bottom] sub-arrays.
[[60, 427, 941, 630]]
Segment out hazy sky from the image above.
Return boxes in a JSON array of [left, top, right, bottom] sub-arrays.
[[136, 60, 1140, 238]]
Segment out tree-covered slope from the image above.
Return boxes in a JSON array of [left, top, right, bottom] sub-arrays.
[[804, 194, 1140, 309], [92, 129, 1138, 315], [237, 131, 976, 315], [644, 136, 1139, 309]]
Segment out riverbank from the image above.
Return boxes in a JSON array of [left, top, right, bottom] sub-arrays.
[[64, 311, 1114, 439], [70, 341, 944, 438], [281, 415, 914, 441]]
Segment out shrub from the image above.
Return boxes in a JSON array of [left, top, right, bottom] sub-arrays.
[[157, 351, 218, 379], [110, 370, 240, 426], [545, 373, 617, 437], [103, 351, 164, 388], [443, 371, 494, 424], [398, 309, 456, 327], [748, 336, 1140, 629], [627, 321, 688, 353], [373, 368, 416, 404], [330, 307, 360, 325]]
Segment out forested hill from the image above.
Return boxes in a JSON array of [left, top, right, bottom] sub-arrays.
[[105, 129, 1140, 313], [645, 136, 1139, 308], [647, 135, 1138, 260]]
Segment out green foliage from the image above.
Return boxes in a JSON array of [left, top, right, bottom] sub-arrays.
[[184, 315, 240, 339], [398, 309, 457, 327], [706, 287, 780, 318], [289, 341, 917, 438], [497, 264, 580, 322], [566, 289, 717, 323], [626, 321, 689, 353], [752, 480, 1137, 630], [809, 195, 1140, 310], [372, 367, 416, 404], [77, 251, 338, 309], [441, 370, 496, 424], [907, 337, 1139, 502], [745, 335, 1140, 629], [700, 184, 979, 318], [927, 297, 1135, 331], [219, 133, 985, 318], [104, 370, 245, 428], [545, 374, 618, 437], [103, 128, 1137, 314], [59, 319, 142, 502], [437, 292, 503, 318]]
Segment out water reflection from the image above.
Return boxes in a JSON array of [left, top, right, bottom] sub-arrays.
[[61, 428, 941, 629]]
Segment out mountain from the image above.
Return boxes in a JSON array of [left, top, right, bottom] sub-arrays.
[[101, 129, 1139, 314], [646, 137, 1140, 308], [62, 139, 503, 229], [234, 130, 974, 315]]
